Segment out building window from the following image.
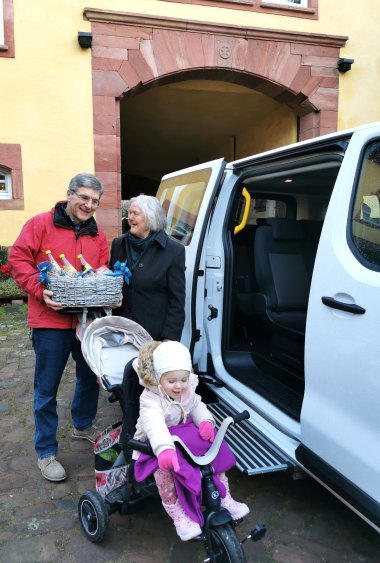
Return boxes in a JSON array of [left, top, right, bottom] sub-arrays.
[[0, 144, 24, 209], [0, 167, 12, 199], [0, 0, 4, 45], [0, 0, 15, 58], [261, 0, 308, 6], [159, 0, 317, 19]]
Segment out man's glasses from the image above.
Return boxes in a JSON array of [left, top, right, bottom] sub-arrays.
[[71, 191, 100, 207]]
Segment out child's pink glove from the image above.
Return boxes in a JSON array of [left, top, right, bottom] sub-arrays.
[[198, 421, 215, 442], [157, 449, 180, 472]]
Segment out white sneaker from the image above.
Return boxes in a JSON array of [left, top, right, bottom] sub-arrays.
[[37, 456, 66, 482]]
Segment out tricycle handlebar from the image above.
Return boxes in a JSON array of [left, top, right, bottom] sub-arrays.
[[128, 410, 250, 466], [232, 410, 250, 424]]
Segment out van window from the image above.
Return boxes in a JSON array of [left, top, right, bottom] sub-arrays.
[[157, 168, 213, 245], [252, 198, 287, 222], [351, 141, 380, 268], [238, 197, 288, 226]]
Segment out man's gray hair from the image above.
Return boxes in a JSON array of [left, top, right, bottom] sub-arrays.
[[68, 173, 104, 195], [130, 195, 167, 232]]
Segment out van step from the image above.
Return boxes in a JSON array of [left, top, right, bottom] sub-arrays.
[[208, 402, 293, 475]]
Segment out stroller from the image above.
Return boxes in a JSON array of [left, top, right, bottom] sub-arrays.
[[78, 316, 266, 562]]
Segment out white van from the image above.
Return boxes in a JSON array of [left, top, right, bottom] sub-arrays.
[[156, 121, 380, 533]]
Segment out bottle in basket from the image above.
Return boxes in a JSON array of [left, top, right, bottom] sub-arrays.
[[77, 254, 94, 274], [59, 253, 78, 274], [44, 250, 62, 274]]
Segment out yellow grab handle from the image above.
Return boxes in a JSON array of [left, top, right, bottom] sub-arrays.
[[234, 187, 251, 235]]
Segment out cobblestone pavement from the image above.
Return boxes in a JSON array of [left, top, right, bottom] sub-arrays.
[[0, 303, 379, 563]]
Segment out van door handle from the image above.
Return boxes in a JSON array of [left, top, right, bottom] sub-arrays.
[[321, 296, 366, 315]]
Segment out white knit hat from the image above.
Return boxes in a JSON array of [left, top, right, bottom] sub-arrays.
[[153, 341, 192, 382]]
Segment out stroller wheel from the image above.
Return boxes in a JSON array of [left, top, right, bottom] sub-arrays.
[[78, 490, 109, 543]]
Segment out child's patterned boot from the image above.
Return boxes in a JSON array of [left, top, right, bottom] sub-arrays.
[[219, 475, 250, 520], [163, 500, 202, 541]]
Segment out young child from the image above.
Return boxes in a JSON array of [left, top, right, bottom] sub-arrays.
[[132, 340, 249, 541]]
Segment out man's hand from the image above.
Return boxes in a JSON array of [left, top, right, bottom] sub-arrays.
[[43, 289, 64, 311], [110, 295, 123, 309]]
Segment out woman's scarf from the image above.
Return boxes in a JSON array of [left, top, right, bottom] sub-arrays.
[[128, 231, 158, 271]]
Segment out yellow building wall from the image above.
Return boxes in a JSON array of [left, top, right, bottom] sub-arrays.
[[1, 0, 379, 245]]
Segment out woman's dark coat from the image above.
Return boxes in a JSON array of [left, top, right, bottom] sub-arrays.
[[110, 230, 185, 341]]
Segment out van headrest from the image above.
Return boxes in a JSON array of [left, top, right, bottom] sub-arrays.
[[266, 218, 305, 241], [256, 218, 268, 226]]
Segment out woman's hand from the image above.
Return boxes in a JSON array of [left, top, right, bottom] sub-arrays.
[[157, 448, 180, 472], [42, 289, 64, 311], [198, 421, 215, 442]]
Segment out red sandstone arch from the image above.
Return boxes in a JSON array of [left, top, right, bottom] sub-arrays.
[[84, 9, 347, 241]]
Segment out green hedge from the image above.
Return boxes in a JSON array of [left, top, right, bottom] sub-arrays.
[[0, 246, 27, 300], [0, 278, 27, 300]]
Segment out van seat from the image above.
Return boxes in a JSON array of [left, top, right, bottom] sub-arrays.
[[234, 225, 258, 294], [253, 218, 311, 368], [299, 220, 323, 276], [254, 218, 309, 330], [234, 218, 323, 367]]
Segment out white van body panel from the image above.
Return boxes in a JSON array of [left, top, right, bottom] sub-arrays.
[[303, 126, 380, 501]]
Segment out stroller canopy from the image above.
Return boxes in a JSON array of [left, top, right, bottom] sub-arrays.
[[81, 316, 152, 389]]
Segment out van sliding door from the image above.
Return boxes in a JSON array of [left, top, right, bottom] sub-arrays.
[[156, 159, 226, 362]]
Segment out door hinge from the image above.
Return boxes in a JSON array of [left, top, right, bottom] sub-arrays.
[[208, 305, 218, 320], [194, 329, 201, 341]]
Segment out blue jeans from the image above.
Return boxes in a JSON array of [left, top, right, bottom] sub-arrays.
[[32, 328, 99, 459]]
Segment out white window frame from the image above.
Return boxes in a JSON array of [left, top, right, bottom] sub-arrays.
[[0, 167, 12, 200], [0, 0, 4, 45], [261, 0, 308, 7]]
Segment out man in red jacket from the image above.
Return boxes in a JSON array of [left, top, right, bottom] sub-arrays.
[[9, 173, 109, 482]]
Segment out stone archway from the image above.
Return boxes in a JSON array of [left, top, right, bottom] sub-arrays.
[[84, 8, 347, 242]]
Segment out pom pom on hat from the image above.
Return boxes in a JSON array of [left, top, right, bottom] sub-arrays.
[[153, 341, 192, 381]]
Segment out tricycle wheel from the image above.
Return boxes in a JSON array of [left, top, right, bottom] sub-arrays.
[[207, 523, 246, 563], [78, 490, 109, 543]]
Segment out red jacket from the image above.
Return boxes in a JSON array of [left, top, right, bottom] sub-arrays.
[[8, 202, 109, 329]]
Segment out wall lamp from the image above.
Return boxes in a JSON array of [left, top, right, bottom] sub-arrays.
[[78, 32, 92, 49], [337, 58, 354, 73]]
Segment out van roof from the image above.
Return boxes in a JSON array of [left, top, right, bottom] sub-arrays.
[[228, 120, 380, 170]]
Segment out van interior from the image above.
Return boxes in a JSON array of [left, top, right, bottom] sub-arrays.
[[222, 149, 345, 421]]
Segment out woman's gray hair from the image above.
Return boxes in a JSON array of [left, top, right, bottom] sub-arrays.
[[68, 173, 104, 196], [130, 195, 167, 232]]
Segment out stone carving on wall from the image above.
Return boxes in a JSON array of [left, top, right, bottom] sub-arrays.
[[217, 37, 234, 67]]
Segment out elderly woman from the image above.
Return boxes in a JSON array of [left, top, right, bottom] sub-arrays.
[[110, 195, 185, 341]]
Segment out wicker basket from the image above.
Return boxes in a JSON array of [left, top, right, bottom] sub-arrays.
[[47, 274, 123, 308]]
